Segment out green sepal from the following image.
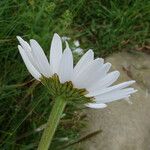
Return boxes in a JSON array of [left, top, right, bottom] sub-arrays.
[[41, 75, 93, 105]]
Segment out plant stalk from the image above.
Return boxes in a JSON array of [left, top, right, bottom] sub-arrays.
[[37, 96, 67, 150]]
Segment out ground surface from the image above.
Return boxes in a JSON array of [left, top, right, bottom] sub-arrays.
[[79, 51, 150, 150]]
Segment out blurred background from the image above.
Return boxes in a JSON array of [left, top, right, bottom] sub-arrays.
[[0, 0, 149, 149]]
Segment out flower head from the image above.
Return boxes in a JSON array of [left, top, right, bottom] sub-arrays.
[[17, 33, 137, 109]]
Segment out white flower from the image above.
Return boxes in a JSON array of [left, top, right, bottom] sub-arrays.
[[73, 40, 80, 47], [73, 47, 84, 55], [61, 36, 70, 42], [17, 33, 137, 109]]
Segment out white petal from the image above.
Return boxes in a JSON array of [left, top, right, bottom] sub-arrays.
[[17, 36, 41, 72], [72, 60, 110, 89], [18, 45, 41, 80], [58, 42, 73, 83], [95, 88, 137, 103], [17, 36, 31, 50], [88, 71, 120, 91], [30, 39, 52, 77], [50, 33, 62, 74], [85, 103, 107, 109], [86, 80, 136, 97], [72, 49, 94, 78]]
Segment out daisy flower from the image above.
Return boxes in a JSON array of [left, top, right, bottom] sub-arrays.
[[17, 33, 137, 109], [17, 33, 137, 150]]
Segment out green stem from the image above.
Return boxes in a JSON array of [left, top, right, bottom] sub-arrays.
[[37, 96, 67, 150]]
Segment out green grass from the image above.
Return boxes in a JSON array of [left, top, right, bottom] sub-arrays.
[[0, 0, 149, 149]]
